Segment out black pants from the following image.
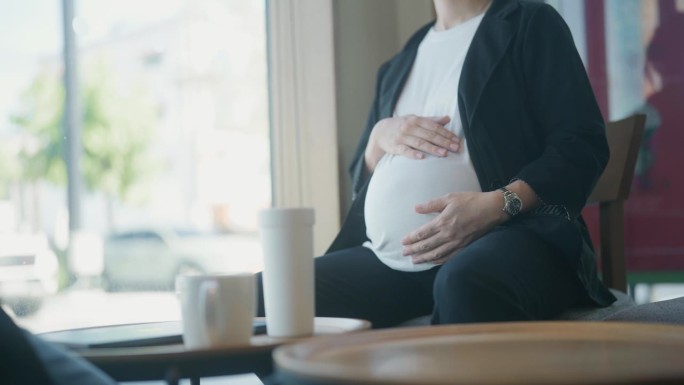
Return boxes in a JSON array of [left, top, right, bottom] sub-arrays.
[[256, 226, 583, 328]]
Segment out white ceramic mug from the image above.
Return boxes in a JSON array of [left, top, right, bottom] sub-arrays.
[[176, 273, 256, 349], [258, 207, 315, 337]]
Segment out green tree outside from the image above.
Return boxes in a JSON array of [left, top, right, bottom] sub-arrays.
[[11, 61, 158, 230], [0, 142, 20, 198]]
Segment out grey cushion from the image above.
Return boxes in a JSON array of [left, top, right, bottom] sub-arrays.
[[556, 289, 635, 321], [399, 315, 432, 327], [604, 296, 684, 325], [398, 289, 635, 326]]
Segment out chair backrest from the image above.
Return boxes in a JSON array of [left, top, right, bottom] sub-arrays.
[[587, 114, 646, 292]]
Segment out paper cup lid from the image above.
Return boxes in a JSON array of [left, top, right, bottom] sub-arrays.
[[258, 207, 315, 227]]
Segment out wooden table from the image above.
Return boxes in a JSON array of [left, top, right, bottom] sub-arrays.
[[42, 317, 369, 384], [275, 321, 684, 385]]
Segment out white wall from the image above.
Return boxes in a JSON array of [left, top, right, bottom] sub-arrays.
[[396, 0, 434, 45]]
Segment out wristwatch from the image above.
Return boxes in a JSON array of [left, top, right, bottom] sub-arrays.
[[499, 187, 523, 217]]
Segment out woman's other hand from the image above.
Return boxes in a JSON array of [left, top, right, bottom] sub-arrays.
[[364, 115, 461, 172], [400, 191, 507, 265]]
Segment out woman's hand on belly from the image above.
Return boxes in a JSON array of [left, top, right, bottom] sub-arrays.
[[364, 115, 461, 172], [400, 191, 508, 265]]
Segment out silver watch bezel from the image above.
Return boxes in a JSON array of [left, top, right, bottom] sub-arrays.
[[500, 187, 523, 217]]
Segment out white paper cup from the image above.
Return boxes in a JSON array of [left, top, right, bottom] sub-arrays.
[[176, 273, 256, 349], [259, 207, 315, 337]]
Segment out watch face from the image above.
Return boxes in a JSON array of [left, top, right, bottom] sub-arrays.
[[505, 195, 522, 216], [508, 198, 522, 215]]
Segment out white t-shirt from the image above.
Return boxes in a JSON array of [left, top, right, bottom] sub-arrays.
[[364, 13, 485, 272]]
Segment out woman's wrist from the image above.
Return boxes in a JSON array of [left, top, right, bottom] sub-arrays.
[[484, 190, 510, 226], [482, 181, 541, 226], [363, 141, 381, 173], [505, 180, 540, 214], [364, 121, 386, 172]]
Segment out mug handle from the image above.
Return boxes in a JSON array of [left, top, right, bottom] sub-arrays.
[[199, 280, 222, 344]]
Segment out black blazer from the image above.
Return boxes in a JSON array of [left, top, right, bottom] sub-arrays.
[[329, 0, 616, 307]]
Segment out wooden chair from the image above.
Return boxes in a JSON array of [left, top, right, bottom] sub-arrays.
[[587, 113, 646, 293], [401, 114, 647, 325], [548, 113, 646, 320]]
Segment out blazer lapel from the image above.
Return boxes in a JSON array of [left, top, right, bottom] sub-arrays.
[[459, 0, 519, 125], [378, 23, 433, 119], [379, 53, 414, 118]]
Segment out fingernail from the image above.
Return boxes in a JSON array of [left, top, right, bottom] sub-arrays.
[[415, 153, 424, 159], [402, 248, 409, 256], [439, 149, 447, 156], [450, 143, 459, 151]]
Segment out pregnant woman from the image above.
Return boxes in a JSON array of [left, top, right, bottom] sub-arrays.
[[257, 0, 616, 327]]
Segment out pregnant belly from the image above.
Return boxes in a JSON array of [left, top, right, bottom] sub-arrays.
[[364, 153, 480, 271]]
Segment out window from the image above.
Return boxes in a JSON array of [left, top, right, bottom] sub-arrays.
[[1, 0, 271, 332]]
